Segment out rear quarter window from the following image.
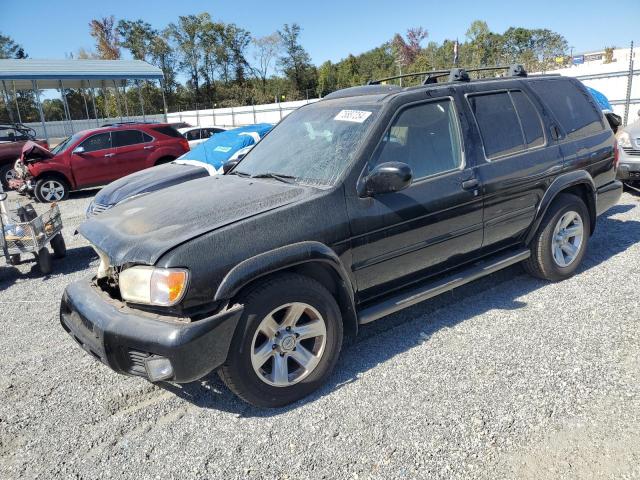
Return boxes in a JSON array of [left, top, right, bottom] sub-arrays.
[[529, 79, 604, 140], [468, 92, 525, 158]]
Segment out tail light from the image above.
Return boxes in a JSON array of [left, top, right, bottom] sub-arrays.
[[180, 138, 189, 152], [614, 142, 619, 170]]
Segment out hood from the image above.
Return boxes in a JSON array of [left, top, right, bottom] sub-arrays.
[[79, 174, 310, 266], [20, 140, 54, 162], [94, 163, 209, 206]]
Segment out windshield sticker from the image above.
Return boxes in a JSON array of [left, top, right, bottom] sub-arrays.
[[214, 146, 232, 153], [334, 110, 373, 123]]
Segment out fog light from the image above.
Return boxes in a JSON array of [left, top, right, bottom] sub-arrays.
[[144, 356, 174, 382]]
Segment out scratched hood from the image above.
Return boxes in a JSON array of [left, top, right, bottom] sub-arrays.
[[79, 174, 309, 266], [94, 163, 210, 207]]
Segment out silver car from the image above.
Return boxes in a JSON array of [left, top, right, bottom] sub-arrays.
[[617, 116, 640, 183]]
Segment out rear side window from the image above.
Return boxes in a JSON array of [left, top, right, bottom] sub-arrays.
[[184, 129, 201, 141], [112, 130, 145, 147], [511, 91, 545, 148], [79, 133, 111, 152], [529, 79, 603, 139], [152, 126, 183, 138], [371, 99, 463, 180], [468, 92, 524, 158]]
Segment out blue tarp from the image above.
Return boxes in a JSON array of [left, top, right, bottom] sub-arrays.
[[586, 86, 613, 112], [179, 123, 273, 169]]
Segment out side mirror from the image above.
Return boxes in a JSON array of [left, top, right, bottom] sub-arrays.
[[223, 158, 240, 174], [72, 146, 85, 155], [359, 161, 412, 197]]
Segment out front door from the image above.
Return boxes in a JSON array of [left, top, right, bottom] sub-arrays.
[[347, 97, 484, 301], [70, 132, 114, 187]]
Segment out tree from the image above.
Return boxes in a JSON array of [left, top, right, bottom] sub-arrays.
[[167, 13, 211, 100], [393, 27, 427, 67], [89, 16, 121, 59], [0, 33, 27, 59], [225, 24, 251, 84], [151, 32, 178, 94], [117, 19, 156, 61], [251, 33, 282, 91], [278, 24, 316, 94]]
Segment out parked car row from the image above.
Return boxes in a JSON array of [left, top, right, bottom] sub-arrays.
[[59, 67, 622, 408], [0, 123, 48, 188]]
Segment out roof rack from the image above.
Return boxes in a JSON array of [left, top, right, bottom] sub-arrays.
[[367, 64, 527, 86]]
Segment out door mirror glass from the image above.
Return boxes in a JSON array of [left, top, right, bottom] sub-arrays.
[[360, 161, 412, 197], [72, 146, 85, 154]]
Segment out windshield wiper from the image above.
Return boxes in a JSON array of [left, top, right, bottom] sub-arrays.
[[229, 170, 251, 177], [251, 172, 296, 184]]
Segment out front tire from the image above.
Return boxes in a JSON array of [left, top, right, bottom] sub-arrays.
[[51, 234, 66, 258], [219, 273, 343, 408], [34, 177, 70, 203], [524, 193, 590, 281], [36, 247, 52, 274]]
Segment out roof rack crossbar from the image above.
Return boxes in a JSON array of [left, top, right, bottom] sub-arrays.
[[367, 64, 527, 86]]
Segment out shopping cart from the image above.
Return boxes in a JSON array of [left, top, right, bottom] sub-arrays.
[[1, 184, 66, 274]]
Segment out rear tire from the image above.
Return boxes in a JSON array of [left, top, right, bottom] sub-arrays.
[[154, 157, 175, 166], [7, 254, 20, 265], [51, 234, 66, 258], [36, 247, 52, 274], [523, 193, 590, 281], [219, 273, 343, 408], [34, 176, 70, 203]]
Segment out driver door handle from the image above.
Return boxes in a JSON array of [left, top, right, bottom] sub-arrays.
[[462, 178, 479, 190], [104, 153, 115, 158], [144, 145, 155, 150]]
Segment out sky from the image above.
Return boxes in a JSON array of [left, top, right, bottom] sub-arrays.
[[1, 0, 639, 65]]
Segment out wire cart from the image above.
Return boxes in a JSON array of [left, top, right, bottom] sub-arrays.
[[1, 186, 66, 274]]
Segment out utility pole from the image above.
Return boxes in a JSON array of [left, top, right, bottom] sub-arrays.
[[623, 41, 634, 126]]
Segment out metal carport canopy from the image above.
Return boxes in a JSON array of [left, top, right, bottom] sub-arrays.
[[0, 59, 163, 89]]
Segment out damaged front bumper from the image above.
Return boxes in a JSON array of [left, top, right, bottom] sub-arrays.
[[60, 278, 243, 383]]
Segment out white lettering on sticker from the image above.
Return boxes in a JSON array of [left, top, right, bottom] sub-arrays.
[[214, 146, 232, 153], [334, 110, 373, 123]]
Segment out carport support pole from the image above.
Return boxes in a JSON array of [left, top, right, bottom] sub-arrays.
[[112, 80, 123, 122], [88, 82, 99, 128], [81, 85, 90, 120], [59, 80, 74, 134], [137, 80, 145, 121], [121, 81, 130, 120], [32, 80, 49, 144], [1, 80, 15, 124], [12, 81, 22, 124]]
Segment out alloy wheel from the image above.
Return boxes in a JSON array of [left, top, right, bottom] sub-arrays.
[[40, 180, 66, 202], [551, 210, 584, 267], [250, 302, 327, 387]]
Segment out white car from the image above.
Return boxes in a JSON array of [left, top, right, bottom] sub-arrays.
[[178, 126, 226, 148]]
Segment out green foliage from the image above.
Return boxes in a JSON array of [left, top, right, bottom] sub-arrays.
[[0, 33, 28, 59]]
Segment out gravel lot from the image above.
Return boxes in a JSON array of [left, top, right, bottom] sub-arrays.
[[0, 189, 639, 479]]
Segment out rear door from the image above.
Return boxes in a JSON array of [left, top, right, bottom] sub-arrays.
[[347, 96, 484, 301], [112, 129, 154, 176], [70, 132, 114, 187], [464, 85, 563, 247]]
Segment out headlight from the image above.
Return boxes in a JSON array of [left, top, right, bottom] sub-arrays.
[[119, 266, 189, 306], [617, 131, 632, 148]]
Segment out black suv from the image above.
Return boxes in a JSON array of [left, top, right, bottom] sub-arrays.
[[61, 66, 622, 407]]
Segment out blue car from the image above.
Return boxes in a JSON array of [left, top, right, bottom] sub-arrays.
[[87, 124, 273, 216]]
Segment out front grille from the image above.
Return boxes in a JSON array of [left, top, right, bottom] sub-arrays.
[[90, 202, 112, 216], [623, 147, 640, 157]]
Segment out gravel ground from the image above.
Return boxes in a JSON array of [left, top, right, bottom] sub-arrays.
[[0, 189, 639, 480]]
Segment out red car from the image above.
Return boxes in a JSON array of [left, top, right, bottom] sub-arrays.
[[0, 124, 48, 188], [14, 123, 189, 202]]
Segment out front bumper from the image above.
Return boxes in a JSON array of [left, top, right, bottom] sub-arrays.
[[616, 148, 640, 181], [60, 278, 243, 383]]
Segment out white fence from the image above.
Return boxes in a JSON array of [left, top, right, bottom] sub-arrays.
[[20, 98, 320, 142], [166, 99, 320, 128]]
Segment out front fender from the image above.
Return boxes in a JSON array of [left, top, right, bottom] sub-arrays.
[[214, 241, 354, 302], [524, 170, 596, 244]]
